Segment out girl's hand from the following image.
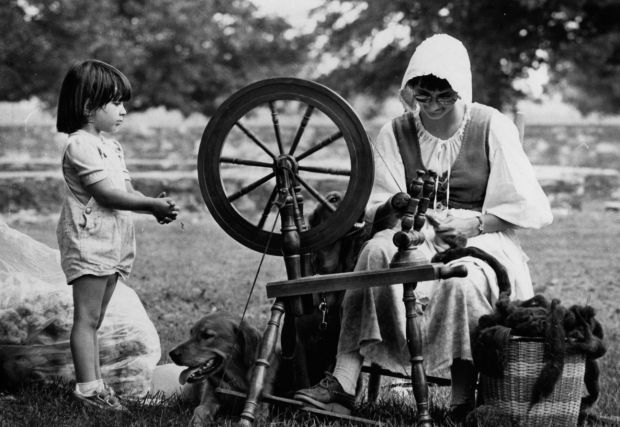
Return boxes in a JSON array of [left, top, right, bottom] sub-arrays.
[[152, 196, 179, 224]]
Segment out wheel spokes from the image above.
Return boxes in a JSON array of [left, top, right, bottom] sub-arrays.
[[295, 131, 343, 162], [297, 164, 350, 176], [227, 100, 348, 230], [227, 172, 275, 203], [221, 157, 273, 169], [269, 101, 285, 155], [198, 78, 374, 255], [257, 186, 278, 229], [294, 173, 337, 213], [288, 104, 315, 156], [235, 121, 277, 160]]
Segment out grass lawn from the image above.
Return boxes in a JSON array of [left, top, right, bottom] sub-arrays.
[[1, 203, 619, 426]]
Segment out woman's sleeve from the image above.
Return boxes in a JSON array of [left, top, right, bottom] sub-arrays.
[[483, 112, 553, 229], [365, 122, 407, 222], [65, 137, 108, 186]]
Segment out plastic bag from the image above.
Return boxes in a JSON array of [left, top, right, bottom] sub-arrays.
[[0, 222, 161, 397]]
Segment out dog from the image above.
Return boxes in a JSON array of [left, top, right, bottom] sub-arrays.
[[168, 193, 368, 425], [169, 311, 278, 426], [307, 191, 368, 276], [295, 191, 369, 386]]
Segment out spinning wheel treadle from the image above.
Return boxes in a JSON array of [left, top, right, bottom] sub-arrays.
[[198, 78, 374, 255]]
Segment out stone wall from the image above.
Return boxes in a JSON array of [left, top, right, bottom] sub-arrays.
[[1, 122, 620, 214], [1, 166, 617, 214]]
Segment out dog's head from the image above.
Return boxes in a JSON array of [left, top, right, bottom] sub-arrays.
[[307, 191, 368, 274], [168, 311, 260, 385]]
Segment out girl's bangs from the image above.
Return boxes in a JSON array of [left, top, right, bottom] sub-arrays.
[[112, 72, 132, 102]]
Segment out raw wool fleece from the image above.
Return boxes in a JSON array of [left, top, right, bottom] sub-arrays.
[[473, 294, 606, 409], [399, 34, 473, 112]]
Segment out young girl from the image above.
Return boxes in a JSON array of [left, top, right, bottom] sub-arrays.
[[56, 59, 179, 410]]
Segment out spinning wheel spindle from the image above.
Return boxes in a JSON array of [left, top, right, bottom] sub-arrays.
[[390, 171, 437, 427], [241, 159, 306, 425]]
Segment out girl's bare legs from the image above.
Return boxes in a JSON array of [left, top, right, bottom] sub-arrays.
[[70, 274, 114, 384], [93, 274, 118, 381]]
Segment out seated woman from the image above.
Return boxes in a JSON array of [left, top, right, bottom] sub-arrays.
[[294, 34, 553, 420]]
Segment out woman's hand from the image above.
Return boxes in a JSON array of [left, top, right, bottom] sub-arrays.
[[426, 212, 514, 246], [426, 212, 478, 247]]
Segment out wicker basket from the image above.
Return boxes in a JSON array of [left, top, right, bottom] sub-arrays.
[[479, 337, 585, 427]]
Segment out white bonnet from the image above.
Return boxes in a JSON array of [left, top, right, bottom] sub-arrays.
[[399, 34, 472, 111]]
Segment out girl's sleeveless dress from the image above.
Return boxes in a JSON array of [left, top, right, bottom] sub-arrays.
[[56, 132, 135, 284]]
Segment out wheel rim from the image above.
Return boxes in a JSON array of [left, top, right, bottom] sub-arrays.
[[197, 78, 373, 255]]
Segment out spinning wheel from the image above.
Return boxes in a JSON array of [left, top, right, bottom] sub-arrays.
[[197, 77, 374, 255], [198, 78, 466, 427]]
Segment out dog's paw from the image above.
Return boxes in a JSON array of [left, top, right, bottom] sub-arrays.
[[188, 405, 215, 427]]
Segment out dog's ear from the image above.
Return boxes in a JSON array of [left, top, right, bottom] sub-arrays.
[[236, 320, 261, 369], [308, 191, 343, 229], [307, 209, 319, 229]]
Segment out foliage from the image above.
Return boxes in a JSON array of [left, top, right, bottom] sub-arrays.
[[3, 0, 620, 115], [0, 0, 311, 115], [549, 1, 620, 115], [309, 0, 620, 113]]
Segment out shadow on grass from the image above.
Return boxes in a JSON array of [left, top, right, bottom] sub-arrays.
[[1, 377, 617, 427], [0, 378, 193, 427]]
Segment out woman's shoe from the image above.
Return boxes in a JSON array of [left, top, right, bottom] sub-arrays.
[[294, 373, 356, 414]]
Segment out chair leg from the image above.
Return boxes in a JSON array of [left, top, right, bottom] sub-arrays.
[[238, 299, 286, 426], [403, 282, 433, 426], [366, 364, 382, 403]]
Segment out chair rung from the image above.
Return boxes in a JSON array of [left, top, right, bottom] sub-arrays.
[[360, 366, 451, 386]]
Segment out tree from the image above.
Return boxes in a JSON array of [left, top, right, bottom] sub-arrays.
[[0, 0, 311, 115], [548, 0, 620, 115], [307, 0, 620, 113]]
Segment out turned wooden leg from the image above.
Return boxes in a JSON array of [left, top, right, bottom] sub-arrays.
[[280, 310, 310, 392], [403, 282, 432, 427], [367, 364, 382, 403], [238, 299, 286, 426]]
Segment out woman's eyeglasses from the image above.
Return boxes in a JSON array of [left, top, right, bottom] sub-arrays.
[[414, 92, 460, 106]]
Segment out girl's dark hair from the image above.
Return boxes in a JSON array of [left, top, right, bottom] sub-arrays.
[[56, 59, 131, 134], [408, 74, 453, 92]]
